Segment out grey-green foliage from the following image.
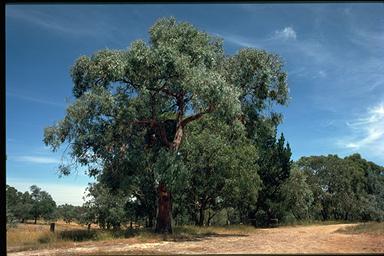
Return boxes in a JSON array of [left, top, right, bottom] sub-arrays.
[[43, 17, 289, 229], [227, 48, 288, 109], [6, 204, 18, 229], [6, 185, 32, 223], [344, 154, 384, 221], [280, 165, 314, 221], [172, 116, 260, 225], [78, 203, 97, 228], [297, 154, 384, 222], [57, 204, 78, 224], [30, 185, 57, 222], [83, 183, 128, 229], [6, 185, 56, 224], [43, 17, 288, 180]]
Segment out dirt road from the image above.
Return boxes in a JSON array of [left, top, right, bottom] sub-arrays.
[[8, 224, 384, 255]]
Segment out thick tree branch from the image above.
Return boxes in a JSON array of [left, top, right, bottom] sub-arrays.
[[181, 105, 214, 127], [159, 124, 172, 148]]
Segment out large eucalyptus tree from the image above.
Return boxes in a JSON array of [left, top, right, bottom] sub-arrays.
[[44, 17, 288, 233]]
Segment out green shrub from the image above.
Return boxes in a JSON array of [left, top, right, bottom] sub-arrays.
[[58, 229, 97, 241]]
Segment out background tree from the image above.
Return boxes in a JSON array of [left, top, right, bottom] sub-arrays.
[[280, 165, 314, 222], [175, 116, 260, 226], [252, 132, 293, 226], [83, 183, 128, 230], [78, 203, 97, 230], [6, 185, 34, 223], [43, 17, 289, 233], [6, 185, 22, 224], [29, 185, 57, 224], [6, 201, 18, 229], [224, 48, 291, 226], [344, 154, 384, 221], [297, 154, 384, 222], [57, 204, 78, 224]]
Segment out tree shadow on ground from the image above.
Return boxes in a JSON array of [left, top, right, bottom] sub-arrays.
[[163, 232, 249, 242], [55, 227, 250, 243]]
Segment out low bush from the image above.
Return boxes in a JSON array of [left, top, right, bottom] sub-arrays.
[[58, 229, 98, 241]]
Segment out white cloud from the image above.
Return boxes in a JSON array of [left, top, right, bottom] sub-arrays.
[[212, 32, 259, 49], [339, 102, 384, 158], [12, 156, 60, 164], [317, 70, 327, 78], [221, 30, 334, 67], [7, 91, 66, 107], [273, 27, 297, 40]]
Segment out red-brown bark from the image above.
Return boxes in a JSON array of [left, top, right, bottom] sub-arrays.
[[155, 183, 172, 233], [153, 94, 214, 233]]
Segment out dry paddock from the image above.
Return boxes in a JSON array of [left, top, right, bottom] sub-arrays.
[[8, 223, 384, 255]]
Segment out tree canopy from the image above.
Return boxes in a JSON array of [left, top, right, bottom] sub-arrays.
[[297, 154, 384, 221], [43, 17, 289, 233], [6, 185, 57, 225]]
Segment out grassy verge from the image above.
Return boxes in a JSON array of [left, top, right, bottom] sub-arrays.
[[278, 219, 360, 227], [7, 223, 259, 252], [336, 222, 384, 235]]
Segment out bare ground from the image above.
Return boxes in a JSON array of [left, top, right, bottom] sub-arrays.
[[8, 223, 384, 255]]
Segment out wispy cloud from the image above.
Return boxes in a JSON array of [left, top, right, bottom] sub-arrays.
[[6, 6, 124, 43], [7, 8, 93, 36], [234, 14, 384, 114], [273, 27, 297, 41], [12, 156, 60, 164], [338, 102, 384, 158], [213, 32, 260, 49], [317, 70, 327, 78], [7, 91, 66, 107], [220, 27, 336, 67]]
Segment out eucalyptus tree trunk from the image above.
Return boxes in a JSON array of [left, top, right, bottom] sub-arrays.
[[198, 207, 205, 226], [50, 223, 55, 232], [155, 183, 172, 233], [155, 106, 184, 234], [148, 214, 154, 228]]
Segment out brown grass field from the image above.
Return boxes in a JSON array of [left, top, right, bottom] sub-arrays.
[[7, 221, 384, 255]]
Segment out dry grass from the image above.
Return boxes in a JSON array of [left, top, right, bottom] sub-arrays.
[[6, 221, 95, 252], [7, 224, 49, 247], [6, 222, 259, 253], [337, 222, 384, 235], [278, 219, 357, 227]]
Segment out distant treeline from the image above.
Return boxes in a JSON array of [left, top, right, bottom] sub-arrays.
[[6, 185, 56, 226], [7, 153, 384, 230]]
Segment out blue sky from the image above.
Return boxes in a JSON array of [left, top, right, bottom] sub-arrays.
[[6, 3, 384, 206]]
